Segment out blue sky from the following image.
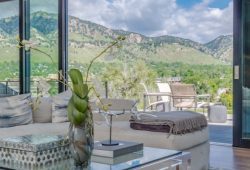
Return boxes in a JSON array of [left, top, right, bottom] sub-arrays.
[[69, 0, 233, 43], [177, 0, 231, 9], [0, 0, 233, 43]]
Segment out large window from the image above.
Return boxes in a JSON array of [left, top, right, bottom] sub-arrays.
[[67, 1, 232, 111], [0, 0, 67, 96], [30, 0, 59, 96], [0, 0, 19, 96]]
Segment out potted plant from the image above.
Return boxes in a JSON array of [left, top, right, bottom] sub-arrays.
[[19, 36, 125, 167]]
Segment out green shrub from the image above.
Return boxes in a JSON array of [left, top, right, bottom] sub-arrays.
[[219, 91, 233, 111]]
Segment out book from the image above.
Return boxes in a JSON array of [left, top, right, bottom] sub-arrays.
[[93, 140, 143, 158], [92, 150, 143, 164]]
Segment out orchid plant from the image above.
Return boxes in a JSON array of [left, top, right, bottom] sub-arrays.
[[17, 36, 126, 126]]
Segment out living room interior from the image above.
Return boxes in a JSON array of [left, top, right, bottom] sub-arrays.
[[0, 0, 250, 170]]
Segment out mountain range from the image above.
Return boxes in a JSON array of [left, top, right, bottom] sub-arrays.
[[0, 11, 232, 64]]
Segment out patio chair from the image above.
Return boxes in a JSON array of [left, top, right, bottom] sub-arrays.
[[156, 82, 175, 111], [169, 83, 210, 112], [141, 83, 172, 112]]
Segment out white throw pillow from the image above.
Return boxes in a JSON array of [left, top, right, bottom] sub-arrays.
[[51, 90, 72, 123], [0, 93, 33, 128], [32, 97, 52, 123]]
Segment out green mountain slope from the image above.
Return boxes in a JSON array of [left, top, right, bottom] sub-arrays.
[[0, 11, 232, 65], [205, 35, 233, 62]]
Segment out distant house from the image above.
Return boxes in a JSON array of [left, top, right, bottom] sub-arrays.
[[167, 77, 182, 83]]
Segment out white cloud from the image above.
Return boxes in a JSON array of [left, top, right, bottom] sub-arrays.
[[0, 1, 19, 19], [68, 0, 233, 43]]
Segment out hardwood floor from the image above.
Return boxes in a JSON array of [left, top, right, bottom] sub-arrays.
[[210, 144, 250, 170]]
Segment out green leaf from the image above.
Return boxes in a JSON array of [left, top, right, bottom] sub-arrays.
[[81, 84, 88, 98], [69, 69, 83, 84], [69, 69, 88, 98], [72, 107, 86, 125], [67, 98, 74, 124], [72, 92, 88, 113], [72, 83, 88, 99]]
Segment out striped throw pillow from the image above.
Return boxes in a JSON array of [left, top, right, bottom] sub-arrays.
[[51, 90, 71, 123], [0, 94, 33, 128]]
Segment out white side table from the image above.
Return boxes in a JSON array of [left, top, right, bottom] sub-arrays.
[[208, 104, 227, 123]]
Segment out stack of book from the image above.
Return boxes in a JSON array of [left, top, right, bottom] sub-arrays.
[[92, 140, 143, 164]]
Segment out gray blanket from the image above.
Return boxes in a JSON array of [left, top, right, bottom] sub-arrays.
[[130, 111, 207, 134]]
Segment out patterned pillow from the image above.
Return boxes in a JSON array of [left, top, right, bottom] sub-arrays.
[[51, 90, 72, 123], [0, 94, 33, 128]]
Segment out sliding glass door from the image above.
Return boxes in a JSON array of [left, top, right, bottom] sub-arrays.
[[242, 0, 250, 140], [234, 0, 250, 147], [0, 0, 20, 96]]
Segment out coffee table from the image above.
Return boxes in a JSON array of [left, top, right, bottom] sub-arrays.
[[0, 135, 70, 169], [0, 135, 191, 170]]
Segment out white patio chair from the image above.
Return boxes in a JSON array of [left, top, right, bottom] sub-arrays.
[[141, 83, 172, 112], [156, 82, 175, 111], [170, 83, 210, 113]]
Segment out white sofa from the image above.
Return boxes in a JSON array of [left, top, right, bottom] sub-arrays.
[[0, 97, 209, 170]]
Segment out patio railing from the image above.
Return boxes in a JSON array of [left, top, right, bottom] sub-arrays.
[[0, 80, 109, 98]]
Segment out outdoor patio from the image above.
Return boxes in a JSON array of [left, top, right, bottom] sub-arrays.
[[209, 122, 233, 144], [205, 112, 233, 144]]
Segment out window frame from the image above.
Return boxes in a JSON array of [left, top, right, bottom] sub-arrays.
[[16, 0, 68, 94]]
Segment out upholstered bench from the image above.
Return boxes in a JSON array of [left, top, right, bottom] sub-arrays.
[[93, 112, 209, 170], [0, 94, 209, 170]]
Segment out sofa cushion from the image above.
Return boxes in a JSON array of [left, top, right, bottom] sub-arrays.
[[51, 90, 71, 123], [0, 120, 208, 151], [32, 97, 52, 123], [0, 121, 208, 170], [0, 94, 33, 128], [94, 121, 209, 150]]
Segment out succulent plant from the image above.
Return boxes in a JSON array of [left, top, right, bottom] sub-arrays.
[[67, 69, 89, 125]]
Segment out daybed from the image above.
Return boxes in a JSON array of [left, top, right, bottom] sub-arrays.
[[0, 97, 209, 170]]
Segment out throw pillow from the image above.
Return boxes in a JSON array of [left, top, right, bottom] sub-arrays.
[[32, 97, 52, 123], [0, 93, 33, 128], [51, 90, 71, 123]]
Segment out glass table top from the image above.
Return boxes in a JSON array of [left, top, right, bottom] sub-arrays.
[[0, 135, 182, 170], [90, 147, 182, 170], [0, 146, 182, 170]]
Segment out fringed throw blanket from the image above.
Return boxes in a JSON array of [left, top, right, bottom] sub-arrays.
[[130, 111, 207, 134]]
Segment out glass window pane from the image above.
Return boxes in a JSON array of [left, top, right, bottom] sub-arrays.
[[30, 0, 59, 96], [0, 0, 19, 96], [68, 1, 232, 112], [242, 1, 250, 139]]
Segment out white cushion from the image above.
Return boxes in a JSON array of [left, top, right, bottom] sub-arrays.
[[94, 121, 209, 150], [0, 121, 209, 170], [0, 119, 208, 151], [32, 97, 52, 123], [0, 94, 33, 128], [51, 90, 71, 123]]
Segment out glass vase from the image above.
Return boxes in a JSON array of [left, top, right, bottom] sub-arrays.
[[68, 119, 94, 168]]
